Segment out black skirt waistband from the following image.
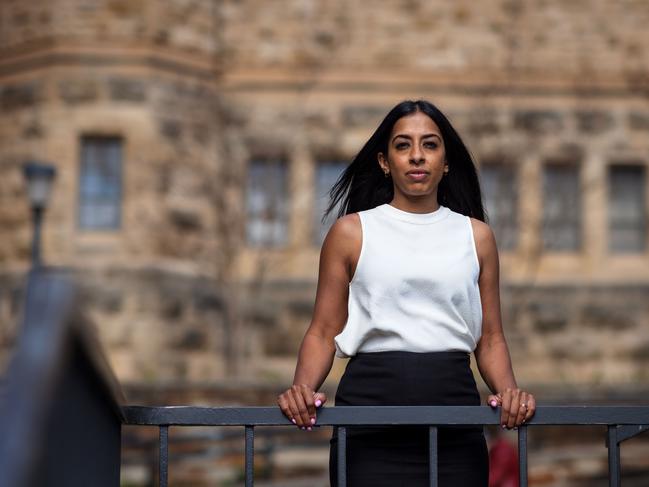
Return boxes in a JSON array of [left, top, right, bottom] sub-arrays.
[[351, 350, 470, 361], [336, 350, 479, 408]]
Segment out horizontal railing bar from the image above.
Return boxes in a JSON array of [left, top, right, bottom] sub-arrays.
[[122, 406, 649, 427]]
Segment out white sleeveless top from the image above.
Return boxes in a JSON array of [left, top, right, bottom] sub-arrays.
[[333, 203, 483, 358]]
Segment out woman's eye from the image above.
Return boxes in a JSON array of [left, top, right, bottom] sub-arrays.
[[395, 142, 409, 149], [424, 142, 438, 149]]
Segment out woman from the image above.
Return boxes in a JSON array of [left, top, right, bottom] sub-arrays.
[[277, 99, 536, 486]]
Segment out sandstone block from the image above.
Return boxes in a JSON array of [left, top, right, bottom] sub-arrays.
[[513, 110, 564, 134], [629, 111, 649, 131], [1, 82, 41, 111], [108, 77, 146, 102], [59, 78, 99, 105], [575, 110, 614, 134]]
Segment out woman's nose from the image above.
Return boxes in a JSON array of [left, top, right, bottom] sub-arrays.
[[409, 146, 424, 164]]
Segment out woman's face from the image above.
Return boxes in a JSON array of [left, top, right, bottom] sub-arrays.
[[378, 111, 448, 200]]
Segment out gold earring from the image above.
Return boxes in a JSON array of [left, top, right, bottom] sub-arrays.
[[384, 170, 390, 178]]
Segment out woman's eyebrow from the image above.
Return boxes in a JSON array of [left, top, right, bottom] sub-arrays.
[[392, 133, 442, 142], [422, 133, 442, 141]]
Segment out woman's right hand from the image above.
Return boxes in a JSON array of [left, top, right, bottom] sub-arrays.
[[277, 384, 327, 430]]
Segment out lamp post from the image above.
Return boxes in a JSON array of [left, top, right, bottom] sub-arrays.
[[22, 161, 56, 268]]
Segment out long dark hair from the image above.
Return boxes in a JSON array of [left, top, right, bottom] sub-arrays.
[[325, 99, 486, 222]]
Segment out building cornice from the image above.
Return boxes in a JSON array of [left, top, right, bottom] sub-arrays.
[[0, 41, 220, 81], [219, 67, 646, 99]]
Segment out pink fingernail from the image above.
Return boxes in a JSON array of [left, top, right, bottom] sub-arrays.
[[307, 427, 312, 431], [490, 400, 497, 407], [502, 424, 506, 429], [310, 417, 316, 425], [291, 418, 296, 424], [315, 400, 322, 407]]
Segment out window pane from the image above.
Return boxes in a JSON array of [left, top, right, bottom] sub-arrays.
[[542, 164, 581, 251], [246, 159, 289, 246], [78, 136, 122, 229], [481, 164, 518, 250], [313, 161, 347, 245], [609, 165, 646, 253]]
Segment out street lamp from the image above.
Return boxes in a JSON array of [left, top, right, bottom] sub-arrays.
[[22, 161, 56, 268]]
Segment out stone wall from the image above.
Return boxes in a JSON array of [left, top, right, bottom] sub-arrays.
[[220, 0, 649, 74], [236, 279, 649, 387], [1, 0, 649, 389], [0, 0, 226, 270], [215, 0, 649, 390], [0, 0, 242, 381], [0, 268, 230, 382], [0, 0, 218, 54]]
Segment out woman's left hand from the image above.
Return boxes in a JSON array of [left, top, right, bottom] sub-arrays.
[[487, 387, 536, 430]]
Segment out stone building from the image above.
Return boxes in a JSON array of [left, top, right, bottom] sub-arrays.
[[1, 0, 649, 394], [0, 0, 235, 382]]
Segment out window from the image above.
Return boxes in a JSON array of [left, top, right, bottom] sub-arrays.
[[78, 136, 122, 230], [480, 164, 518, 250], [313, 161, 347, 245], [542, 163, 581, 251], [246, 159, 289, 247], [608, 165, 646, 253]]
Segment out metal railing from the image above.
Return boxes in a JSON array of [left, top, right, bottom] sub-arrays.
[[1, 269, 648, 487], [123, 404, 649, 487]]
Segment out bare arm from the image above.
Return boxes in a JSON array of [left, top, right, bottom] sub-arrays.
[[277, 213, 361, 429], [471, 218, 536, 429]]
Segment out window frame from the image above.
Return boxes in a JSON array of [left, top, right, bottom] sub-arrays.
[[312, 159, 347, 246], [77, 135, 123, 231], [541, 161, 582, 252], [245, 157, 290, 248], [479, 161, 519, 252], [607, 162, 647, 254]]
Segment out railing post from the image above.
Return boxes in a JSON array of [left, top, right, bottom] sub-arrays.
[[159, 426, 168, 487], [245, 425, 255, 487], [607, 426, 621, 487], [518, 425, 528, 487], [429, 426, 438, 487], [337, 427, 347, 487]]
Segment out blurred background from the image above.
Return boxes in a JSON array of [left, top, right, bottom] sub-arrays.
[[0, 0, 648, 485]]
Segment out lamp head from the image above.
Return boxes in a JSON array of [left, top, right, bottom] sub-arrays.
[[22, 161, 57, 210]]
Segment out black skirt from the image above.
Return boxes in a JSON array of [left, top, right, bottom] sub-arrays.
[[329, 351, 489, 487]]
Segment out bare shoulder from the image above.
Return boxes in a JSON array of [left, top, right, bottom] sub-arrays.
[[469, 217, 498, 264], [321, 213, 362, 279], [323, 212, 361, 252], [469, 217, 494, 243], [331, 212, 361, 238]]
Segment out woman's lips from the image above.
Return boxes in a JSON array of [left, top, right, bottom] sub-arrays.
[[406, 171, 429, 181]]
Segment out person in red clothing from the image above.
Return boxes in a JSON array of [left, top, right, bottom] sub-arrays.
[[488, 426, 520, 487]]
